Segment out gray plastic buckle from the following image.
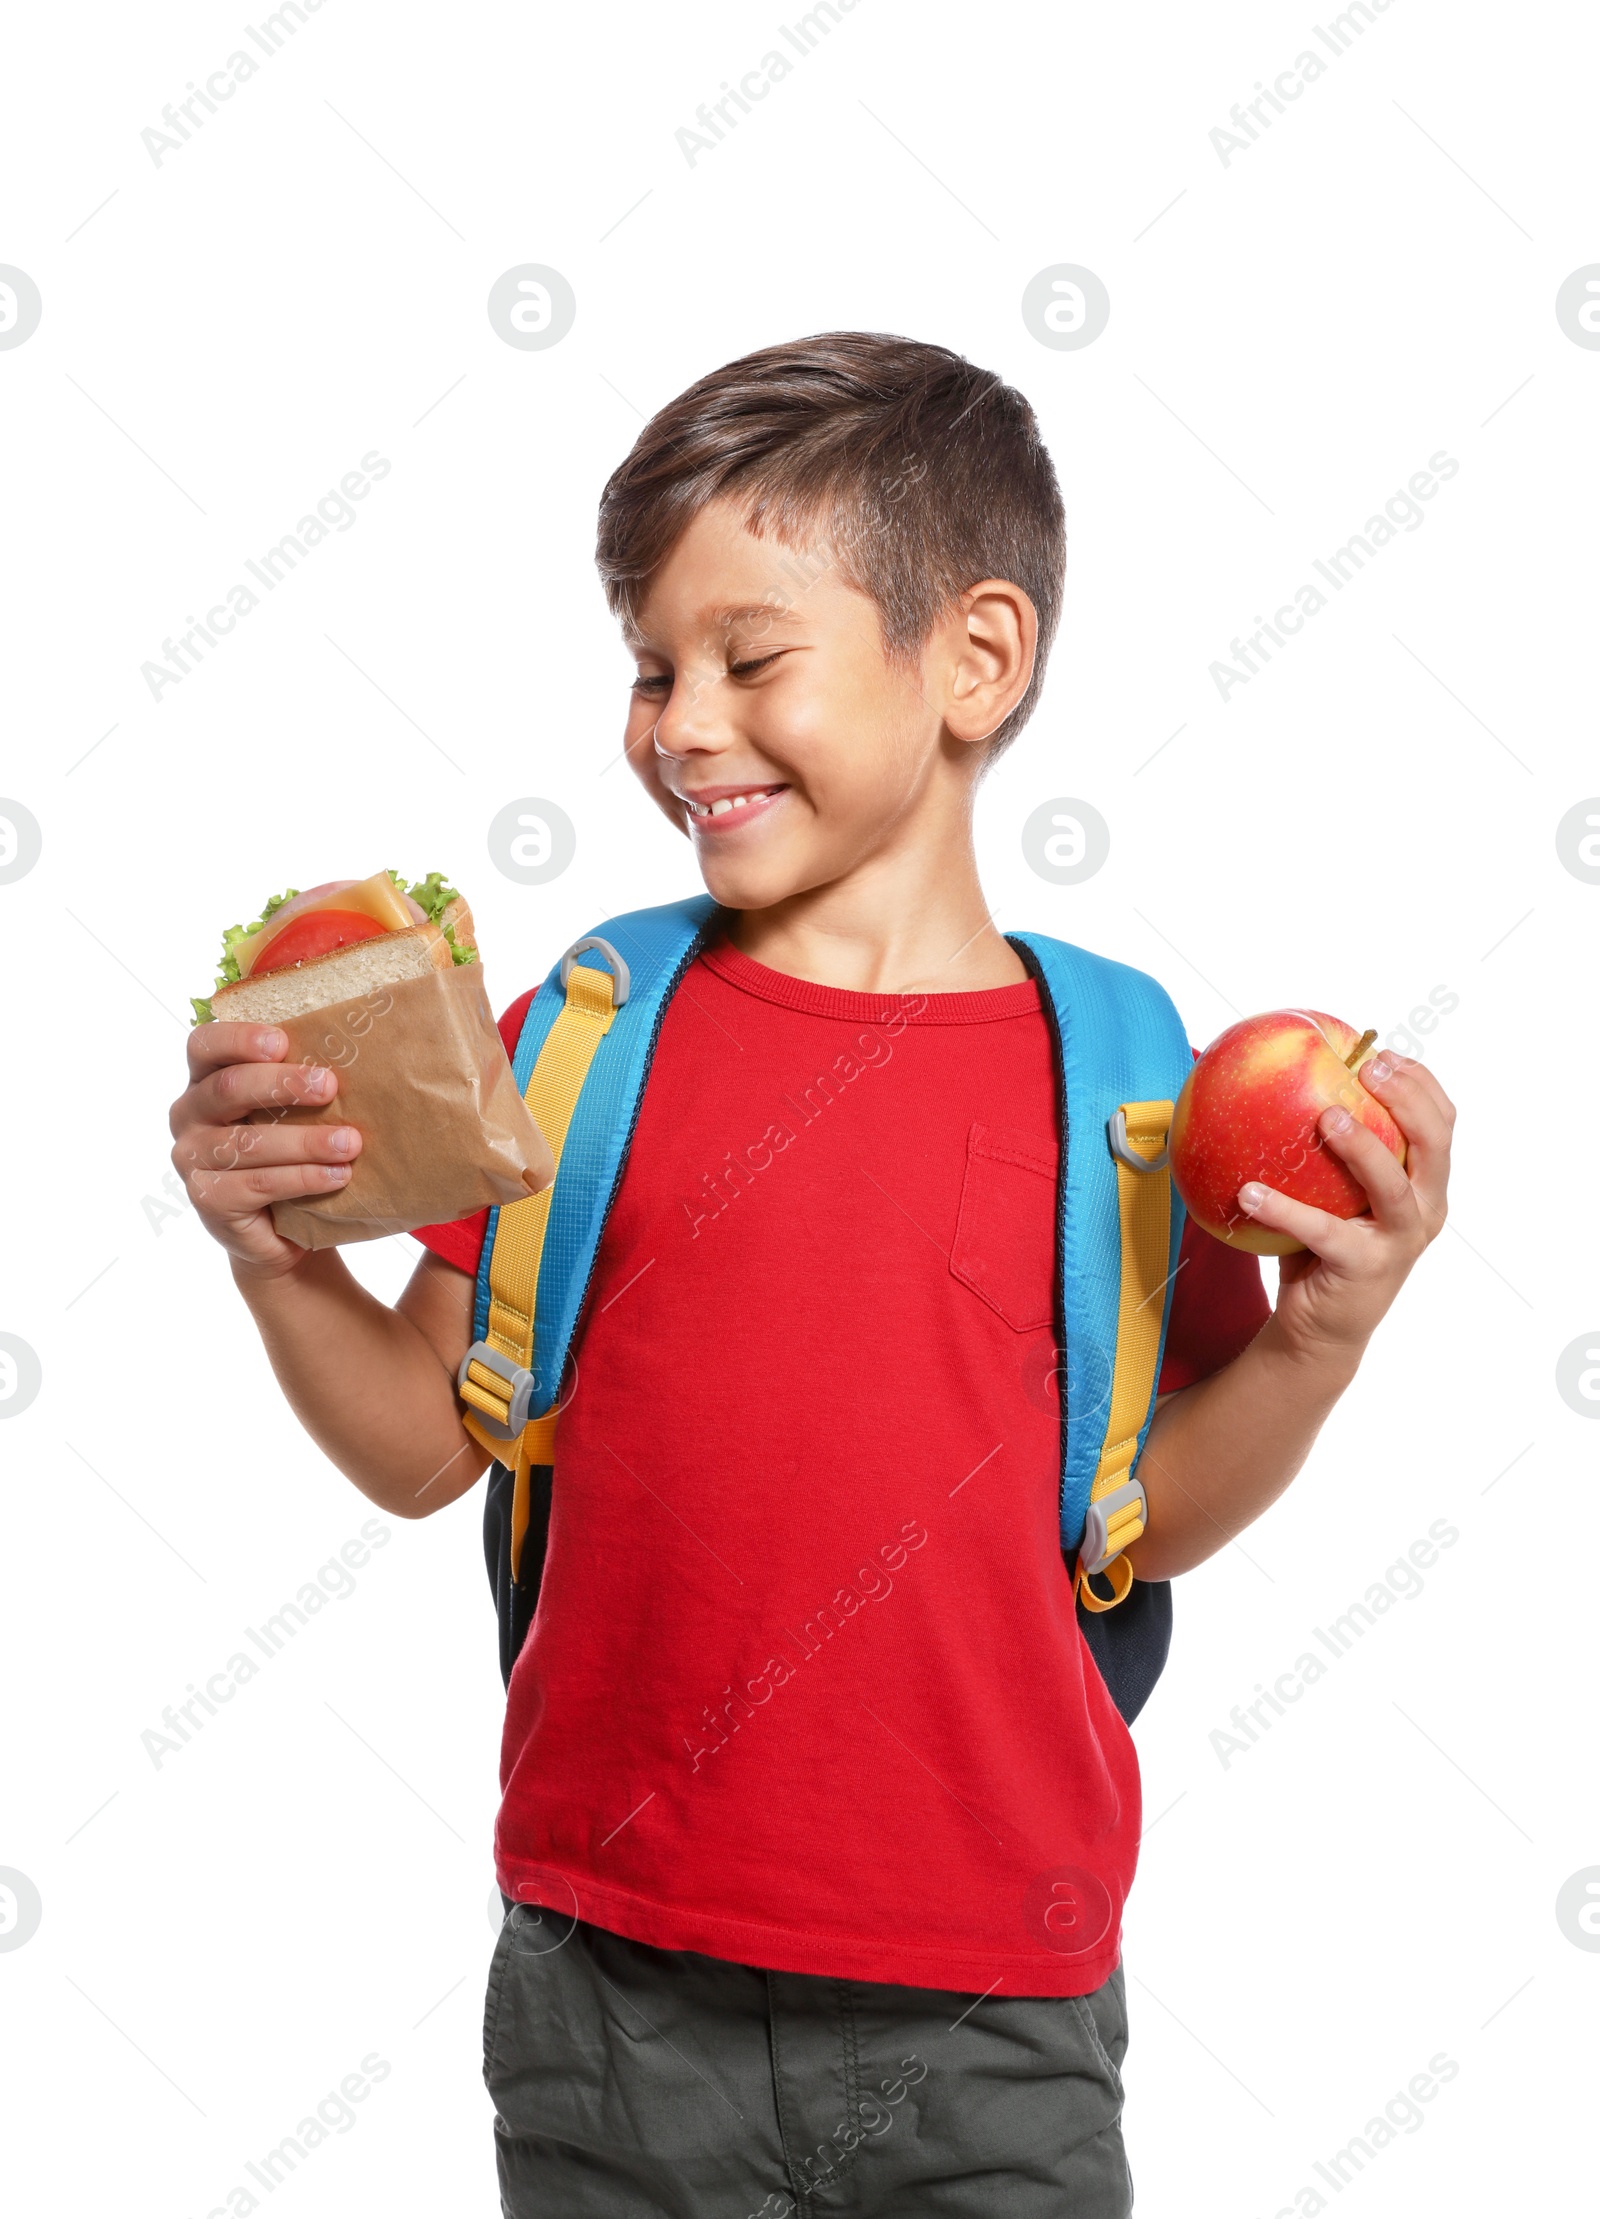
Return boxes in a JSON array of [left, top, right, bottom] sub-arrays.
[[458, 1341, 535, 1442], [560, 934, 630, 1007], [1107, 1108, 1169, 1173], [1079, 1476, 1147, 1578]]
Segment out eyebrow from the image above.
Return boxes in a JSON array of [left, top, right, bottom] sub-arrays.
[[625, 602, 805, 653], [707, 602, 804, 629]]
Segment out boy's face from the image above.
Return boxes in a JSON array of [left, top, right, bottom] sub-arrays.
[[622, 500, 957, 913]]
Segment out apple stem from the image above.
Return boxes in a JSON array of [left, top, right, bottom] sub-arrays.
[[1345, 1027, 1378, 1068]]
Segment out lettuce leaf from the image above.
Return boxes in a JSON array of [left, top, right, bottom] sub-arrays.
[[218, 890, 297, 983], [391, 868, 459, 923], [390, 870, 476, 965], [190, 888, 299, 1025]]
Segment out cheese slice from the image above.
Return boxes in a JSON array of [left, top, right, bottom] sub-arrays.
[[238, 872, 416, 976]]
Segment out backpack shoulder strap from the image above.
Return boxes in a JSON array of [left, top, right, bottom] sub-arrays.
[[1007, 932, 1193, 1612], [459, 895, 717, 1588]]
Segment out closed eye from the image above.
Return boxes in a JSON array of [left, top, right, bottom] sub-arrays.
[[632, 650, 783, 696]]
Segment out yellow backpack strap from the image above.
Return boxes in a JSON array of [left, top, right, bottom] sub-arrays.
[[1076, 1100, 1175, 1614], [457, 946, 624, 1577]]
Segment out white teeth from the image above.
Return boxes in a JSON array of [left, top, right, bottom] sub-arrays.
[[689, 786, 780, 819]]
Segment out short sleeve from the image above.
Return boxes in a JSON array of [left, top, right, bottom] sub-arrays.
[[410, 986, 539, 1279], [1156, 1215, 1270, 1393]]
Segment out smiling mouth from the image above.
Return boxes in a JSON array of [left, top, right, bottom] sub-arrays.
[[681, 784, 788, 821]]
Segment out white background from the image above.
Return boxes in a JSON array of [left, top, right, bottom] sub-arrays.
[[2, 1, 1597, 2212]]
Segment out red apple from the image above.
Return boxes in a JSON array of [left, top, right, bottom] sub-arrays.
[[1168, 1010, 1407, 1255]]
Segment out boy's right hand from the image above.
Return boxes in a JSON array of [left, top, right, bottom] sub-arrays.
[[169, 1024, 362, 1276]]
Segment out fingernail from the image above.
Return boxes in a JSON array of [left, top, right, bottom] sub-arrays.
[[1321, 1105, 1352, 1133], [329, 1127, 360, 1156], [1238, 1182, 1267, 1211], [304, 1066, 335, 1097], [1368, 1057, 1393, 1082], [258, 1029, 286, 1058], [322, 1163, 352, 1183]]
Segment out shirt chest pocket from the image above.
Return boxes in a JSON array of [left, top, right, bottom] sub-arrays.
[[949, 1121, 1059, 1333]]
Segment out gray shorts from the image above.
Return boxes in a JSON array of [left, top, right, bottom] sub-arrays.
[[484, 1905, 1132, 2217]]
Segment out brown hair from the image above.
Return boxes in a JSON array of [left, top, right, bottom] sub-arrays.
[[595, 331, 1065, 758]]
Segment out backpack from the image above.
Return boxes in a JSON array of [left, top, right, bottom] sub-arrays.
[[458, 895, 1192, 1724]]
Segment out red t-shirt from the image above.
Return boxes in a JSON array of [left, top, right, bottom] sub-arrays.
[[416, 940, 1267, 1994]]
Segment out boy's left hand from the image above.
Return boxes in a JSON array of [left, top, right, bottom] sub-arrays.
[[1235, 1054, 1455, 1365]]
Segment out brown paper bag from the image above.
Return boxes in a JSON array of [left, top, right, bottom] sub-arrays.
[[259, 962, 554, 1249]]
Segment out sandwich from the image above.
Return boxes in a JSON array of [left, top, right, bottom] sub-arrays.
[[188, 867, 553, 1248], [192, 871, 474, 1026]]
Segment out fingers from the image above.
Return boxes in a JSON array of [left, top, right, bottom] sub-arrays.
[[186, 1021, 289, 1080], [190, 1161, 354, 1216], [1235, 1180, 1355, 1258], [1314, 1104, 1416, 1233], [1240, 1059, 1455, 1258], [177, 1058, 340, 1135], [1359, 1052, 1455, 1144], [1357, 1054, 1455, 1227], [174, 1028, 354, 1267], [176, 1119, 362, 1181]]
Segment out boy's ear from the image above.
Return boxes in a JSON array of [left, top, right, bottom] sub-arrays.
[[935, 578, 1038, 747]]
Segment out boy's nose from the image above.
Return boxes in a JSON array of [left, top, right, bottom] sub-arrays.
[[651, 662, 734, 758]]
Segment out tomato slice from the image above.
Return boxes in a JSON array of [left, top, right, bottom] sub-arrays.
[[245, 908, 389, 976]]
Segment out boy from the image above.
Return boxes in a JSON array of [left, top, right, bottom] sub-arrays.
[[169, 334, 1454, 2216]]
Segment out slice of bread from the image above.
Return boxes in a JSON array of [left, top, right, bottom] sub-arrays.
[[439, 894, 474, 952], [215, 920, 461, 1025]]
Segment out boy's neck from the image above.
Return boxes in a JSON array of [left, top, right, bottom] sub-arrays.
[[723, 839, 1027, 997]]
